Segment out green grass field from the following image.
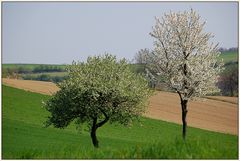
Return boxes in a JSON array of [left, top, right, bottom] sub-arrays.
[[2, 85, 238, 159], [219, 51, 238, 63]]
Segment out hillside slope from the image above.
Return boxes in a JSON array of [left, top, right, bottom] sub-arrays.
[[2, 85, 238, 159], [2, 78, 238, 135]]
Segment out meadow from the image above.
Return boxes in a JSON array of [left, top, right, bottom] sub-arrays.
[[2, 85, 238, 159], [219, 51, 238, 63]]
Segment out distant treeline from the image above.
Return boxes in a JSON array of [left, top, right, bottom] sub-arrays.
[[219, 47, 238, 52], [2, 65, 66, 78], [32, 65, 65, 73], [22, 74, 68, 83]]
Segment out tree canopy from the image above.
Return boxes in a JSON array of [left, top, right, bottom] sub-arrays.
[[44, 54, 152, 147]]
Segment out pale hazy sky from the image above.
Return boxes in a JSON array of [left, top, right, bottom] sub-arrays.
[[2, 2, 238, 64]]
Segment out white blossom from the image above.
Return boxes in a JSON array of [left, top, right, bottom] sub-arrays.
[[148, 9, 223, 101]]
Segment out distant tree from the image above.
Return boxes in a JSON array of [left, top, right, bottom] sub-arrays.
[[44, 54, 152, 148], [5, 68, 18, 78], [145, 68, 157, 89], [219, 47, 238, 52], [134, 48, 150, 65], [218, 47, 227, 52], [147, 9, 223, 139], [228, 47, 238, 52], [38, 74, 51, 82], [51, 75, 68, 83], [2, 68, 8, 78], [134, 48, 150, 74], [217, 64, 238, 96]]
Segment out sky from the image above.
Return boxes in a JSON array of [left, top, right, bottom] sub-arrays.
[[2, 2, 238, 64]]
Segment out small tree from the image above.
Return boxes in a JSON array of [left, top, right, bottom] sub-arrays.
[[147, 9, 223, 139], [134, 48, 150, 65], [217, 63, 238, 96], [44, 54, 152, 148]]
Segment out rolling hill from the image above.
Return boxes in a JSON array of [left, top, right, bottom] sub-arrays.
[[3, 78, 238, 135], [2, 85, 238, 159]]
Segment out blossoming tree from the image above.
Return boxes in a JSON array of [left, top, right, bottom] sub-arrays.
[[147, 9, 223, 139], [44, 54, 152, 148]]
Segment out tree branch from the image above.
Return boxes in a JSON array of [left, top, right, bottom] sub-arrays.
[[96, 116, 109, 128], [177, 91, 183, 102], [96, 109, 109, 128]]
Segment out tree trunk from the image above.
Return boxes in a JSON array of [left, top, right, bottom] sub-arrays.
[[230, 86, 234, 96], [91, 118, 99, 148], [90, 114, 109, 148], [181, 100, 188, 140]]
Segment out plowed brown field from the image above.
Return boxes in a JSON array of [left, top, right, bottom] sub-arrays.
[[2, 78, 238, 135], [146, 91, 238, 135], [3, 78, 58, 95]]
